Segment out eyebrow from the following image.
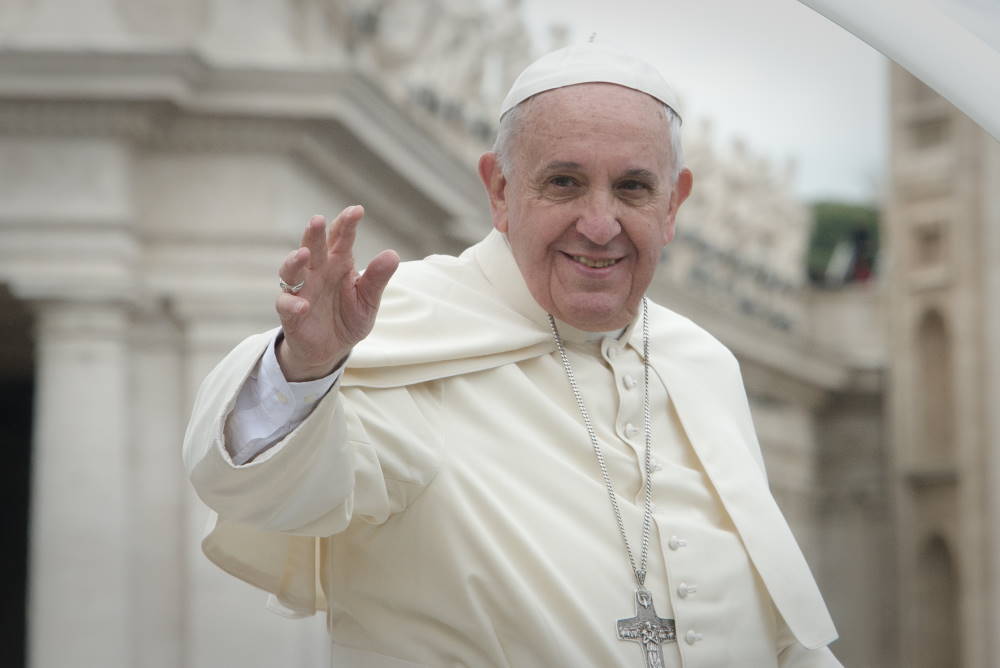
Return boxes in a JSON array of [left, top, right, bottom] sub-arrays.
[[538, 162, 659, 184], [620, 168, 659, 183], [540, 161, 584, 173]]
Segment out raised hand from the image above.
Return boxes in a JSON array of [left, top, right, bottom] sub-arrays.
[[275, 205, 399, 381]]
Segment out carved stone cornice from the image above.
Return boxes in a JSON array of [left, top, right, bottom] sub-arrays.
[[0, 48, 208, 99], [0, 49, 489, 245], [0, 218, 140, 304], [0, 100, 167, 140]]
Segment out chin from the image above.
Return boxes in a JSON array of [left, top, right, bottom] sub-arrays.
[[555, 298, 634, 332]]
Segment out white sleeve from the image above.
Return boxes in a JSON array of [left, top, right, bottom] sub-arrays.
[[185, 328, 439, 536], [224, 333, 343, 465]]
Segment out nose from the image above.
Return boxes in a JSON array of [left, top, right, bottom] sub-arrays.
[[575, 192, 622, 245]]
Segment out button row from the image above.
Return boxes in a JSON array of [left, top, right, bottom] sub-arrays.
[[667, 535, 699, 646]]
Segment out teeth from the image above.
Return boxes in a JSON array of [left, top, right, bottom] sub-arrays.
[[572, 255, 618, 268]]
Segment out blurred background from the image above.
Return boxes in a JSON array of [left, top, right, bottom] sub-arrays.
[[0, 1, 997, 667]]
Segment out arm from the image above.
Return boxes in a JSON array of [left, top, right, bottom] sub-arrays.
[[184, 206, 400, 535], [225, 331, 341, 466], [183, 328, 367, 535]]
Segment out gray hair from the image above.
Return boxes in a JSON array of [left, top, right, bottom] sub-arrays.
[[492, 95, 684, 182]]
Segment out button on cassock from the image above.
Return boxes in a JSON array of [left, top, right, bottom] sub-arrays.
[[677, 582, 697, 598], [623, 374, 637, 389], [685, 630, 703, 645], [625, 423, 639, 438], [668, 536, 687, 550]]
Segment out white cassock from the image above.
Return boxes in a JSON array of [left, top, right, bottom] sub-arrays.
[[183, 230, 842, 667]]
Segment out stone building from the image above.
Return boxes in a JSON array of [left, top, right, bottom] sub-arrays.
[[885, 63, 1000, 668], [0, 1, 893, 666]]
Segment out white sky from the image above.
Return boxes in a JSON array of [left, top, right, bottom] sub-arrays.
[[519, 0, 889, 204]]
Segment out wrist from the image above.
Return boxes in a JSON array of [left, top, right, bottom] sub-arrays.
[[276, 337, 350, 382]]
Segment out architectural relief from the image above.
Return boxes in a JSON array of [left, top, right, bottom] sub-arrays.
[[886, 64, 1000, 668], [667, 128, 808, 332]]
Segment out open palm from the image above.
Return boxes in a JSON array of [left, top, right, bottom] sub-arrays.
[[275, 205, 399, 381]]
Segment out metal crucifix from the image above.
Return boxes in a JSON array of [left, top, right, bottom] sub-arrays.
[[616, 587, 677, 668]]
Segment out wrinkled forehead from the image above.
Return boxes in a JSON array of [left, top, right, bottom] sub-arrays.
[[500, 42, 682, 124]]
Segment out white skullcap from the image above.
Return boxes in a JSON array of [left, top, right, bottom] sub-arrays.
[[499, 41, 682, 123]]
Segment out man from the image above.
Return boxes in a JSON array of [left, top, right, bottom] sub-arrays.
[[184, 43, 842, 667]]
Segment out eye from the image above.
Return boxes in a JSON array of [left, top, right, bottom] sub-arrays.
[[617, 179, 651, 192], [549, 175, 579, 188]]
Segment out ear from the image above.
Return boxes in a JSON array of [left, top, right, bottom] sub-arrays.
[[662, 168, 693, 244], [478, 152, 510, 233]]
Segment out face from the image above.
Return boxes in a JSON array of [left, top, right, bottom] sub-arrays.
[[479, 83, 693, 331]]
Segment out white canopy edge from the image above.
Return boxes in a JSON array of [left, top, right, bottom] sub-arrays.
[[798, 0, 1000, 141]]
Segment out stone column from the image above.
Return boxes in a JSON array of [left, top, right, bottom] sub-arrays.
[[126, 311, 187, 668], [28, 300, 131, 668]]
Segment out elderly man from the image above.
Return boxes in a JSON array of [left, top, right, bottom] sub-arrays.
[[184, 43, 842, 667]]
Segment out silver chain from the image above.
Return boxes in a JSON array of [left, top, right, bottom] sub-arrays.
[[548, 299, 653, 587]]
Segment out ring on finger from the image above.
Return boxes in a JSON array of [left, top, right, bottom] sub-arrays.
[[279, 278, 306, 294]]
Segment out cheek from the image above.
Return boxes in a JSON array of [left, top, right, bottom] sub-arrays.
[[512, 217, 550, 255]]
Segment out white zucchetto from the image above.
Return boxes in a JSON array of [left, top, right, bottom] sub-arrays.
[[499, 41, 682, 122]]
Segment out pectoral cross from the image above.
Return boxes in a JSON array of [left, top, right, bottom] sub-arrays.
[[617, 587, 676, 668]]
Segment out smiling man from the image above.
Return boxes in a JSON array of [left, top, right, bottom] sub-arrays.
[[184, 43, 842, 667]]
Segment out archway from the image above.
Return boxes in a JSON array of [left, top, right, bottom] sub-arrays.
[[0, 285, 34, 668], [913, 534, 961, 668]]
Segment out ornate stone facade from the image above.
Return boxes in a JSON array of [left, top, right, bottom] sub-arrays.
[[0, 1, 892, 666], [885, 63, 1000, 668]]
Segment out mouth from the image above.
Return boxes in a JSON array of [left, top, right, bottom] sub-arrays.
[[569, 254, 621, 269]]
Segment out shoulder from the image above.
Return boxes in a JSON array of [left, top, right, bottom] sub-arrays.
[[346, 243, 551, 384], [646, 300, 739, 371], [643, 300, 765, 471]]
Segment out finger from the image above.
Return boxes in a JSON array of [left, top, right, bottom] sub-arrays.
[[300, 215, 327, 270], [355, 249, 400, 310], [327, 205, 365, 257], [275, 292, 309, 330], [278, 247, 309, 286]]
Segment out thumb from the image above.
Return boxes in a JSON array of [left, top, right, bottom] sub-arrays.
[[355, 249, 400, 310]]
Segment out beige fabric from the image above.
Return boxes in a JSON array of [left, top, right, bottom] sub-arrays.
[[183, 230, 839, 666]]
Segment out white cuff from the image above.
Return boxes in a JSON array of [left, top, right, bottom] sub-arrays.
[[225, 332, 345, 465]]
